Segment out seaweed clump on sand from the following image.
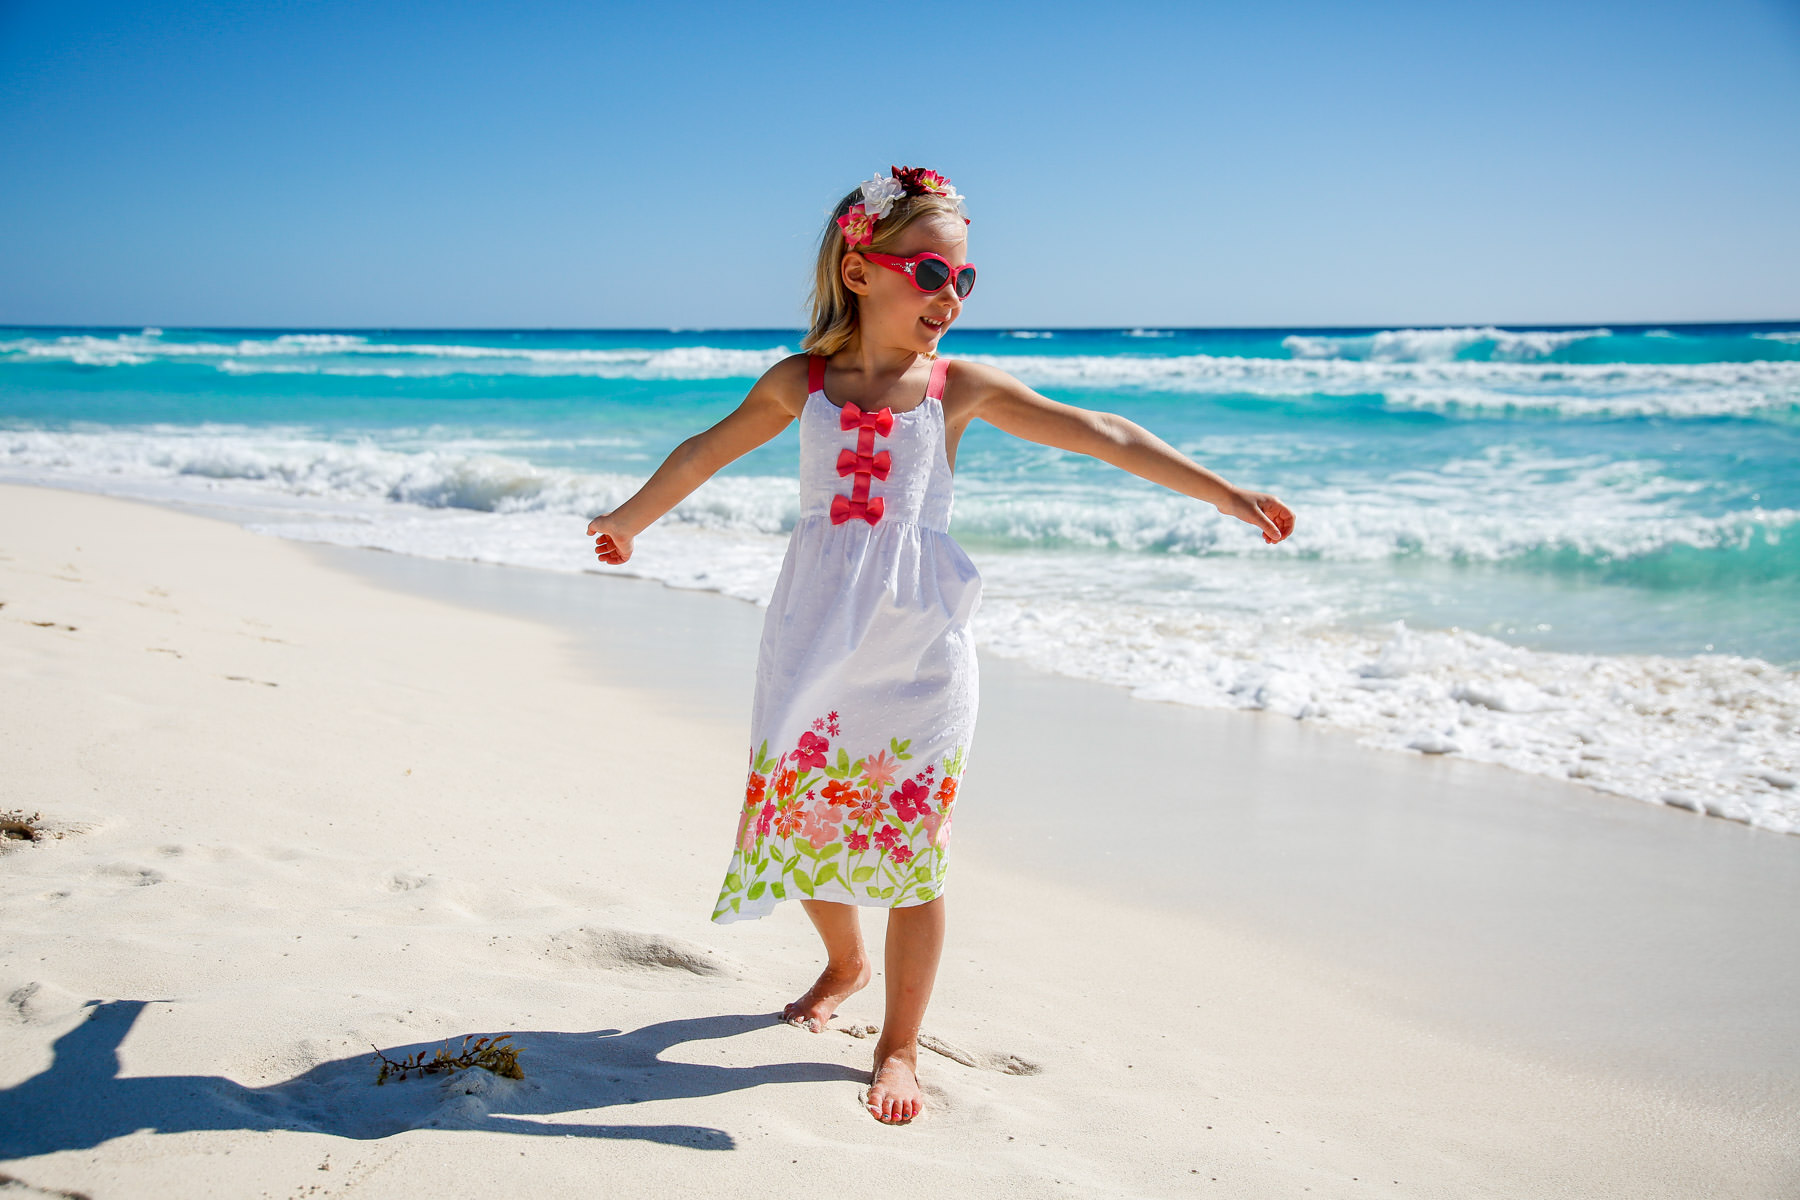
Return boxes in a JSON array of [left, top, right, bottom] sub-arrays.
[[1, 810, 55, 844], [371, 1033, 525, 1084]]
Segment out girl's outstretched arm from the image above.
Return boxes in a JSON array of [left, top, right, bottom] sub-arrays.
[[586, 355, 807, 565], [954, 361, 1295, 544]]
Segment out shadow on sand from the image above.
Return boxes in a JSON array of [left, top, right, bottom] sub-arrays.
[[1, 999, 868, 1157]]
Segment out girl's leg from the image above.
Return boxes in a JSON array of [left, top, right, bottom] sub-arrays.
[[868, 893, 946, 1124], [783, 898, 874, 1032]]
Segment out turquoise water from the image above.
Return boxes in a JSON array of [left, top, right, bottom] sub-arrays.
[[3, 323, 1797, 831], [3, 322, 1795, 659]]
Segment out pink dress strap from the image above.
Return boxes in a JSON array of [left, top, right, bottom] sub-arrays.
[[926, 356, 949, 402], [807, 354, 826, 394]]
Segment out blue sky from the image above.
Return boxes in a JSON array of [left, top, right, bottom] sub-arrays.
[[2, 0, 1797, 328]]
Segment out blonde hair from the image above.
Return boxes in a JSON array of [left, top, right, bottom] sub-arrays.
[[801, 188, 967, 356]]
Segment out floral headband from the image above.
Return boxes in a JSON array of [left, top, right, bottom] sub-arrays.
[[835, 166, 970, 248]]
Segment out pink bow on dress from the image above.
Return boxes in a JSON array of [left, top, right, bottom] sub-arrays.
[[830, 494, 885, 525], [839, 402, 894, 436], [837, 448, 892, 480]]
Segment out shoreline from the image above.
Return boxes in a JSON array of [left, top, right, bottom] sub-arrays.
[[5, 468, 1795, 842], [2, 481, 1796, 1197]]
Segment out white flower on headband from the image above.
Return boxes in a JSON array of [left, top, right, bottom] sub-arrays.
[[859, 173, 906, 219], [940, 183, 969, 220]]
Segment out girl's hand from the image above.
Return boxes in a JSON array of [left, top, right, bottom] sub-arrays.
[[1219, 488, 1295, 544], [585, 513, 635, 566]]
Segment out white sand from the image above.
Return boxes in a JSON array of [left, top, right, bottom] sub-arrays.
[[2, 482, 1795, 1199]]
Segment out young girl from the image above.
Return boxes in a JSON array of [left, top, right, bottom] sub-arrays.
[[584, 167, 1294, 1125]]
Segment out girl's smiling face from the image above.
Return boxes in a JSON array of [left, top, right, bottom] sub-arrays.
[[842, 213, 969, 355]]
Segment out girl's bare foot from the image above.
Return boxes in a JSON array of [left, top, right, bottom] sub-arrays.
[[866, 1042, 923, 1124], [781, 957, 872, 1032]]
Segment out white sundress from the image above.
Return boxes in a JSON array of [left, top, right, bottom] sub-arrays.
[[711, 354, 983, 923]]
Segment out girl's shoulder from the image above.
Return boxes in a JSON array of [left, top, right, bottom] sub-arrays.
[[941, 357, 1028, 405], [734, 353, 815, 423], [751, 352, 814, 401], [764, 352, 813, 387]]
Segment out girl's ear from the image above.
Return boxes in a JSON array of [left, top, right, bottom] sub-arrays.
[[840, 251, 873, 296]]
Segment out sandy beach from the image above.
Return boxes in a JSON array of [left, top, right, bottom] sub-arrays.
[[2, 480, 1796, 1199]]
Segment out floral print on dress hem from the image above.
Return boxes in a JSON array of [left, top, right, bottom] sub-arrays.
[[711, 707, 965, 923]]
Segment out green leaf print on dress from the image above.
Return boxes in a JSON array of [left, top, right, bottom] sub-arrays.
[[711, 708, 965, 923]]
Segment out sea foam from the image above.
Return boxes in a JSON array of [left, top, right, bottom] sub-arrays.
[[3, 424, 1794, 837], [6, 427, 1792, 571]]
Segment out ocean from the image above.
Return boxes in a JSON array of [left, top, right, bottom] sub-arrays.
[[3, 323, 1796, 835]]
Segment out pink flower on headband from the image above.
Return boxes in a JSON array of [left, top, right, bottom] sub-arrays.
[[892, 166, 949, 195], [836, 203, 878, 248], [892, 165, 969, 221]]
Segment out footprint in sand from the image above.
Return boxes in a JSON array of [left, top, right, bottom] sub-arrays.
[[5, 980, 83, 1026], [5, 982, 46, 1024], [916, 1032, 1043, 1076], [543, 926, 742, 978], [93, 862, 166, 886]]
